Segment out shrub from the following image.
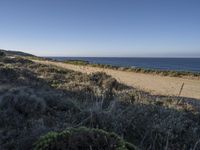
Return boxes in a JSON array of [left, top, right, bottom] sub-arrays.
[[90, 72, 112, 87], [0, 95, 46, 117], [0, 67, 19, 82], [34, 127, 137, 150], [0, 51, 6, 57], [14, 95, 46, 116], [0, 56, 33, 64], [64, 60, 89, 65]]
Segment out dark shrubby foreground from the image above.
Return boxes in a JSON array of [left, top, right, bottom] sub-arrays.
[[0, 56, 200, 150]]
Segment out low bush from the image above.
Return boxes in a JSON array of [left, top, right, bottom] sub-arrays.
[[0, 51, 6, 57], [64, 60, 89, 65], [0, 57, 33, 64], [0, 94, 46, 117], [34, 127, 137, 150], [0, 67, 19, 82]]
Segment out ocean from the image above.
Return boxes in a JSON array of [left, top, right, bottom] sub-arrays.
[[50, 57, 200, 73]]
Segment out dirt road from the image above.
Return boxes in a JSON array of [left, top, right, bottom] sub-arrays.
[[33, 60, 200, 99]]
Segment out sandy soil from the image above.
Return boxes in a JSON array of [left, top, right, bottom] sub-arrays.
[[33, 60, 200, 99]]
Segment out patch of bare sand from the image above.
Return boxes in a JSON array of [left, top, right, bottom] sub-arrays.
[[33, 60, 200, 99]]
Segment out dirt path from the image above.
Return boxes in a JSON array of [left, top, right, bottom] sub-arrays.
[[33, 60, 200, 99]]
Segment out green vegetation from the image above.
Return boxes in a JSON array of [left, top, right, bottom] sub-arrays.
[[0, 49, 34, 57], [63, 59, 89, 65], [1, 54, 200, 150], [34, 127, 137, 150]]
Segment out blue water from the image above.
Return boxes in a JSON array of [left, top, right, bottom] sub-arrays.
[[50, 57, 200, 73]]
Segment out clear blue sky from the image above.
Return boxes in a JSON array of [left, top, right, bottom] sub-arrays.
[[0, 0, 200, 57]]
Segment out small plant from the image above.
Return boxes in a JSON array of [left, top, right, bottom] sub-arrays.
[[34, 127, 137, 150]]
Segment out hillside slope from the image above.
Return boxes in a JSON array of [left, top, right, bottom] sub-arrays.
[[1, 53, 200, 150], [0, 49, 34, 57]]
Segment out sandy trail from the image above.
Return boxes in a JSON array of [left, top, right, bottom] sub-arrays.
[[33, 60, 200, 99]]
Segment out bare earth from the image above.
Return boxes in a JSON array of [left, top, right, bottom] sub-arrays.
[[33, 60, 200, 99]]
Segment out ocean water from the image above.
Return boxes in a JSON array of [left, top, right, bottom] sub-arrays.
[[51, 57, 200, 73]]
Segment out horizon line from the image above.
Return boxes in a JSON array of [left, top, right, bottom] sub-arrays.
[[1, 48, 200, 58], [43, 56, 200, 58]]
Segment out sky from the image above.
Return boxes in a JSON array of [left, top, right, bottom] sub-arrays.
[[0, 0, 200, 57]]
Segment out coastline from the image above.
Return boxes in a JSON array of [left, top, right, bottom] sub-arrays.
[[32, 58, 200, 99], [53, 59, 200, 79]]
